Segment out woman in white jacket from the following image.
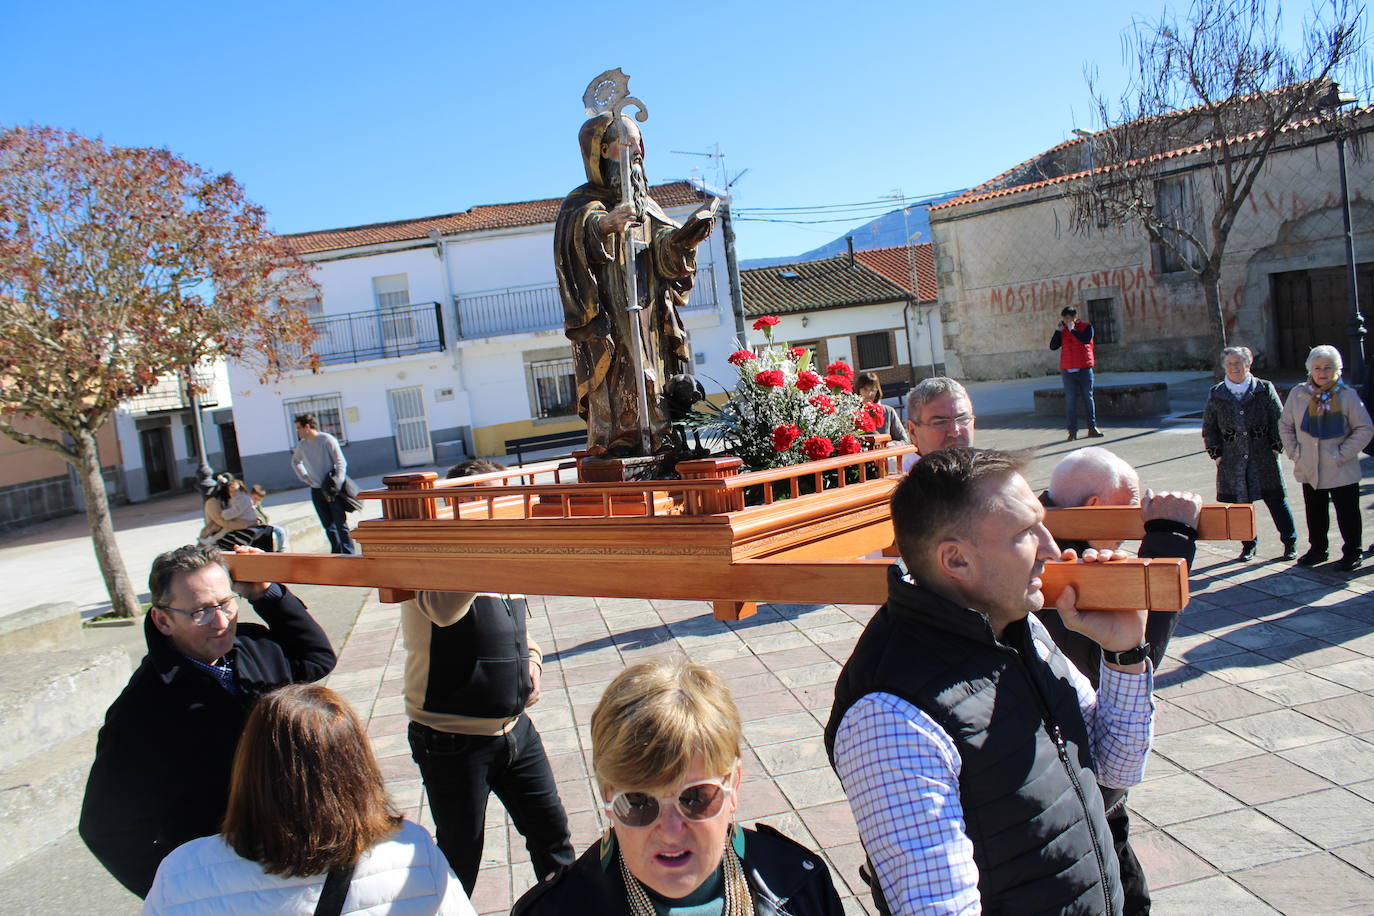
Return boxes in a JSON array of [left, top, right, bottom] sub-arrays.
[[1279, 345, 1373, 571], [143, 685, 475, 916]]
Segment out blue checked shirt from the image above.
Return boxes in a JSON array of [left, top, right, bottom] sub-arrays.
[[833, 613, 1154, 915]]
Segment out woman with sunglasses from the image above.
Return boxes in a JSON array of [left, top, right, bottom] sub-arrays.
[[513, 659, 843, 916]]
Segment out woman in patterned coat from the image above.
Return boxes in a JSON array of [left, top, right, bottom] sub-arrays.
[[1202, 347, 1296, 562]]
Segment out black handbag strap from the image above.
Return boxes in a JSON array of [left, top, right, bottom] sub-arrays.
[[315, 863, 356, 916]]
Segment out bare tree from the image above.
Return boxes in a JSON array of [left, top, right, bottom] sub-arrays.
[[0, 126, 317, 618], [1070, 0, 1367, 354]]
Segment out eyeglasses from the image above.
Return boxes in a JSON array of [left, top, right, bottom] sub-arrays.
[[156, 595, 239, 628], [916, 413, 976, 431], [606, 775, 735, 829]]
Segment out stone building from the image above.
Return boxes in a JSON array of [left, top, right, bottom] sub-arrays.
[[929, 110, 1374, 380]]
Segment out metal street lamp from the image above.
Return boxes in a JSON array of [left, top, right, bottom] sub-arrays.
[[1315, 82, 1365, 388]]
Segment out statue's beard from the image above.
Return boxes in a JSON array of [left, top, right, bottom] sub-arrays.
[[607, 160, 649, 212]]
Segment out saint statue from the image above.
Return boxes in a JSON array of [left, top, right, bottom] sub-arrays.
[[555, 108, 715, 457]]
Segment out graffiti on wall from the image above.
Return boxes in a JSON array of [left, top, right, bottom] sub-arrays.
[[1248, 187, 1363, 223], [981, 266, 1164, 322]]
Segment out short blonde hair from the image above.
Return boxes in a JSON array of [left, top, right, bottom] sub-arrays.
[[591, 660, 741, 794]]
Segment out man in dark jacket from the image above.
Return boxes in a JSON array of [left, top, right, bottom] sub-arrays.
[[1037, 446, 1201, 916], [78, 544, 336, 897], [827, 448, 1154, 914]]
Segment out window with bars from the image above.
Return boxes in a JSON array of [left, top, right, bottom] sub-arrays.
[[856, 332, 894, 370], [284, 394, 347, 444], [528, 357, 578, 419], [1086, 298, 1120, 346]]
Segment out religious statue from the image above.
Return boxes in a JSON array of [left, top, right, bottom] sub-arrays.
[[555, 69, 716, 458]]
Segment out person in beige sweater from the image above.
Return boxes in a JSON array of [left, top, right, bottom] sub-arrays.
[[1279, 345, 1373, 571]]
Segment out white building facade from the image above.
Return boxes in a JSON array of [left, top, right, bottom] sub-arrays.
[[229, 182, 743, 489]]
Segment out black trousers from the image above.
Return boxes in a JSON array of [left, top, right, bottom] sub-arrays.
[[1108, 801, 1151, 915], [1301, 482, 1362, 557], [408, 715, 574, 894], [310, 487, 354, 554]]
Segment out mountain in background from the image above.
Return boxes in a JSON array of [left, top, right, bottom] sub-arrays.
[[739, 189, 964, 269]]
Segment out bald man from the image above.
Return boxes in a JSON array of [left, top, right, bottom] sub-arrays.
[[1039, 446, 1201, 916]]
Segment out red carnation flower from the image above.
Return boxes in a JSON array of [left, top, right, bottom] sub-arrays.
[[754, 369, 786, 388], [795, 370, 821, 392], [801, 436, 835, 461], [772, 424, 802, 451], [853, 408, 879, 433], [727, 349, 757, 366], [836, 434, 863, 455], [787, 347, 807, 359], [825, 374, 853, 393], [825, 360, 854, 379], [752, 315, 781, 330], [809, 393, 836, 414]]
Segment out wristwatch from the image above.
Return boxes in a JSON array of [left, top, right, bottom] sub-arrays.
[[1103, 642, 1151, 666]]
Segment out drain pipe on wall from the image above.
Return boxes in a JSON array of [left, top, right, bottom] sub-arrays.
[[430, 229, 474, 457]]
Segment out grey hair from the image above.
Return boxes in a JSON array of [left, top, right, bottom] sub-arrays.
[[149, 544, 230, 609], [905, 377, 970, 418], [1305, 345, 1343, 375], [1220, 346, 1253, 366], [1048, 447, 1138, 508]]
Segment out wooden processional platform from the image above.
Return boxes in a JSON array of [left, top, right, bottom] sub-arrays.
[[228, 444, 1254, 620]]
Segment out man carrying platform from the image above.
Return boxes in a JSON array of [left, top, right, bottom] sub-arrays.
[[901, 377, 976, 472], [1038, 445, 1202, 915], [828, 448, 1154, 914], [403, 461, 574, 894]]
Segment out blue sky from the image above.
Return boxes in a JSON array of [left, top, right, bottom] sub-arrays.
[[0, 1, 1328, 260]]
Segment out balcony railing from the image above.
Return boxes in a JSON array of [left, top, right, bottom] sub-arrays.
[[125, 367, 219, 414], [310, 302, 445, 366], [456, 263, 721, 341]]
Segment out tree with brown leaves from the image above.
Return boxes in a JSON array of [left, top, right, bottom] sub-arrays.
[[1070, 0, 1367, 356], [0, 126, 317, 618]]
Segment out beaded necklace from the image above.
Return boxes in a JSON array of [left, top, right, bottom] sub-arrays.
[[618, 842, 753, 916]]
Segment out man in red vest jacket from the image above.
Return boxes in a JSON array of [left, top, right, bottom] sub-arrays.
[[1051, 305, 1105, 441]]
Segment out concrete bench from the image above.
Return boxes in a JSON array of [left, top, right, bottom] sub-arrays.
[[1033, 382, 1170, 418]]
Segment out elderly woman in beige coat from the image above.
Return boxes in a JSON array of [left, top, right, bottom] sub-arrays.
[[1279, 345, 1373, 571]]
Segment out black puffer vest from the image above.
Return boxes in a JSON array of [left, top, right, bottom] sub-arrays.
[[423, 595, 531, 718], [825, 564, 1122, 915]]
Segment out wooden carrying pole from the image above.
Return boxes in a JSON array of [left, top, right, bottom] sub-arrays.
[[226, 552, 1188, 613]]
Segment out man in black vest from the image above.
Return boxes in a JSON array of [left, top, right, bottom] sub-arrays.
[[826, 448, 1155, 914], [404, 460, 574, 894]]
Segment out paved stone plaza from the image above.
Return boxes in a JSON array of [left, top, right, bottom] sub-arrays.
[[4, 372, 1373, 914], [327, 532, 1374, 915]]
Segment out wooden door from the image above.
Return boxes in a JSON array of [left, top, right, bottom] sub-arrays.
[[140, 427, 171, 494], [1271, 264, 1373, 371]]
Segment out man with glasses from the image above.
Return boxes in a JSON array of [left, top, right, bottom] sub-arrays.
[[79, 544, 336, 898], [901, 377, 977, 472]]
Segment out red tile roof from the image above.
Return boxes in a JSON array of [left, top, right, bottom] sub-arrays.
[[930, 105, 1372, 214], [285, 181, 711, 254], [853, 244, 936, 302], [741, 255, 915, 317]]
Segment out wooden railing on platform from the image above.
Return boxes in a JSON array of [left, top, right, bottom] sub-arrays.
[[223, 444, 1230, 622]]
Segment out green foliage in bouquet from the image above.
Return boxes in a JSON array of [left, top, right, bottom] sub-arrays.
[[686, 315, 885, 472]]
